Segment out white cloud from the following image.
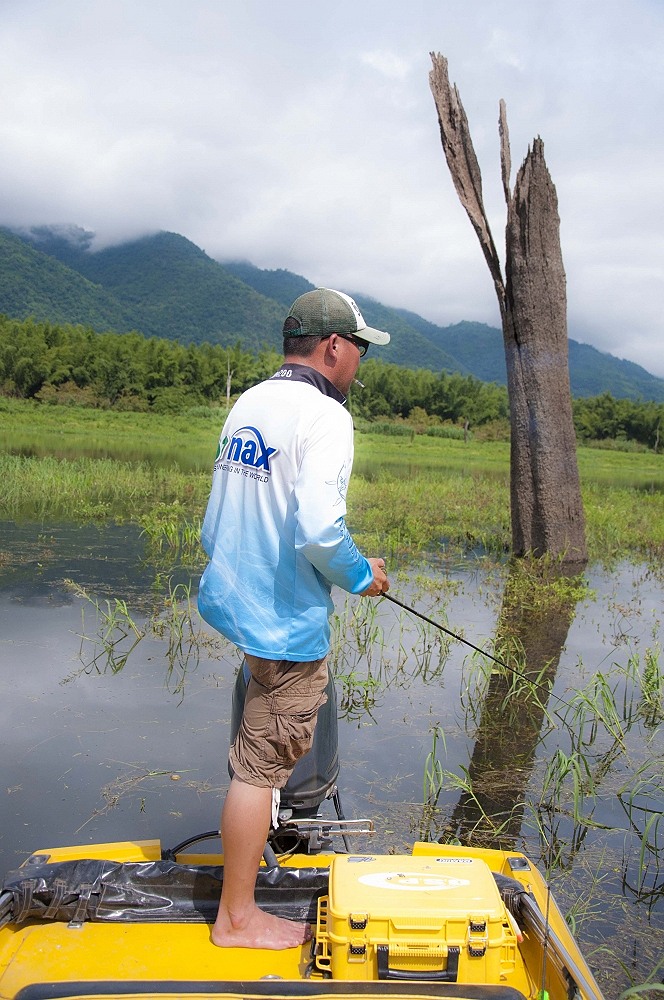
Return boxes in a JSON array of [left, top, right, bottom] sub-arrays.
[[485, 29, 525, 72], [360, 50, 412, 80]]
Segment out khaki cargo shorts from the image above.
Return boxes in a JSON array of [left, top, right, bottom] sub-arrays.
[[229, 653, 329, 789]]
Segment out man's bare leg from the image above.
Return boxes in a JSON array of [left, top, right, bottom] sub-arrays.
[[211, 776, 312, 949]]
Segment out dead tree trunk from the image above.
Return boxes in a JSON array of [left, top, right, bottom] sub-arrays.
[[429, 53, 587, 563]]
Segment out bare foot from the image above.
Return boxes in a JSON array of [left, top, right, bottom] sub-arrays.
[[211, 903, 312, 950]]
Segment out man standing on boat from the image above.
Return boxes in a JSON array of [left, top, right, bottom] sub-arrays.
[[198, 288, 391, 950]]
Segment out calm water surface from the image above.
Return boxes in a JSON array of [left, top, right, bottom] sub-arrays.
[[0, 519, 662, 997]]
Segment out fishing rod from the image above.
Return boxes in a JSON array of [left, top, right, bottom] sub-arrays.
[[382, 591, 571, 715]]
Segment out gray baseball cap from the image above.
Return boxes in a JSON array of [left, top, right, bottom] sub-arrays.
[[282, 288, 391, 346]]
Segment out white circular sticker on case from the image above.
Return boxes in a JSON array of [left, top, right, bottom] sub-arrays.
[[357, 872, 470, 891]]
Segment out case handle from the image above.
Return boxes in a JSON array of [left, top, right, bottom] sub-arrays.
[[377, 944, 460, 982]]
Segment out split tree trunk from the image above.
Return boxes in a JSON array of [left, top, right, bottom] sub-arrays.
[[429, 53, 587, 563]]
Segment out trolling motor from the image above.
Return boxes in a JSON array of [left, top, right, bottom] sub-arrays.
[[229, 660, 372, 853]]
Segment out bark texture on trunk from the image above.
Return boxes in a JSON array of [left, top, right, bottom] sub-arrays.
[[505, 141, 586, 559], [429, 53, 587, 562]]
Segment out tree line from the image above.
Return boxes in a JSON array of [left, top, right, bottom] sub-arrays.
[[1, 316, 661, 449]]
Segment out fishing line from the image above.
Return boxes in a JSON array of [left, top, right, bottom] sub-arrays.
[[381, 591, 573, 717]]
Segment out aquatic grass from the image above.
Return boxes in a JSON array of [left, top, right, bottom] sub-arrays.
[[68, 582, 145, 674], [376, 594, 453, 685], [527, 797, 606, 876], [410, 616, 453, 682], [433, 764, 522, 846], [428, 623, 662, 891], [151, 580, 208, 699], [618, 983, 664, 999], [606, 645, 664, 731], [0, 454, 210, 521], [639, 646, 664, 727], [582, 482, 664, 566], [564, 673, 630, 752], [632, 812, 663, 903], [459, 648, 495, 723], [348, 597, 384, 666], [351, 466, 664, 568], [335, 670, 382, 725], [350, 467, 511, 558], [498, 554, 592, 611], [423, 725, 446, 807], [66, 576, 228, 699], [541, 750, 596, 826], [618, 762, 664, 887], [330, 593, 387, 673], [329, 595, 387, 723], [492, 661, 559, 732], [74, 762, 214, 834], [562, 850, 613, 937], [457, 642, 555, 736], [601, 931, 664, 1000], [331, 594, 410, 713], [139, 507, 205, 566], [418, 726, 450, 842], [330, 589, 455, 725]]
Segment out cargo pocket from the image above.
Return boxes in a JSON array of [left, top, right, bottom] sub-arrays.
[[271, 690, 327, 767]]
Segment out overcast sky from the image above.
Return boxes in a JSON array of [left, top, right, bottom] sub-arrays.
[[1, 0, 663, 376]]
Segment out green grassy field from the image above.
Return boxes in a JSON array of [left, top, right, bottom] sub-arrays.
[[1, 397, 662, 565]]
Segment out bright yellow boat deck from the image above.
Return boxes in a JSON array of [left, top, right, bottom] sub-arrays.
[[0, 840, 603, 1000]]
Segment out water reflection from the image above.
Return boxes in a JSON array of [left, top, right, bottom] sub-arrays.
[[443, 562, 584, 849], [3, 521, 161, 605]]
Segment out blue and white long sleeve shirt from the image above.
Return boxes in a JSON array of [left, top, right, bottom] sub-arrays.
[[197, 364, 373, 661]]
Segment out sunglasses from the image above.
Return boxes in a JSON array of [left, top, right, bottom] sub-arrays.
[[324, 333, 369, 357]]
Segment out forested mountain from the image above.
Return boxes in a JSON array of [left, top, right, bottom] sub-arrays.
[[222, 259, 463, 371], [221, 260, 313, 307], [1, 229, 284, 351], [226, 259, 664, 401], [3, 225, 664, 402], [0, 228, 134, 331], [393, 308, 664, 402]]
